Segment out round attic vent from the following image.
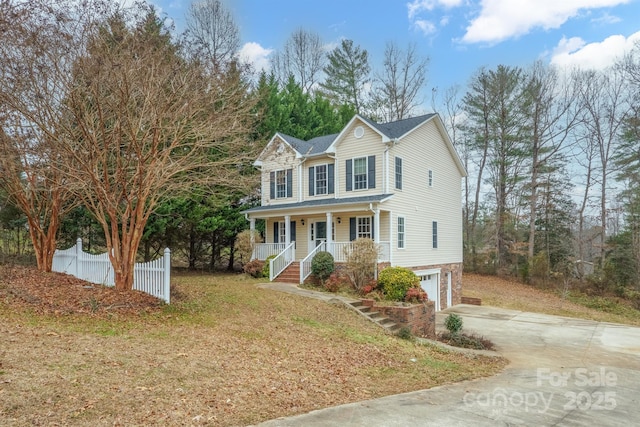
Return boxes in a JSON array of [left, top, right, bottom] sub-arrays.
[[354, 126, 364, 139]]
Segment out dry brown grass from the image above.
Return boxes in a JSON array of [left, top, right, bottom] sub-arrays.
[[0, 270, 506, 426], [463, 273, 640, 326]]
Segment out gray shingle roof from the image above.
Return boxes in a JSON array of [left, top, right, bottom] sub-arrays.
[[277, 114, 435, 158], [242, 194, 394, 215], [360, 114, 435, 139]]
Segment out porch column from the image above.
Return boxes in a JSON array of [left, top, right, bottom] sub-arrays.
[[373, 208, 380, 244], [326, 212, 333, 253], [249, 218, 256, 244], [284, 215, 291, 245]]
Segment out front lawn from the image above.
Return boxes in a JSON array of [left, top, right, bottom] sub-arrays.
[[0, 267, 505, 426]]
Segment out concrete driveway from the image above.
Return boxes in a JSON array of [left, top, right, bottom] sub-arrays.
[[258, 305, 640, 426]]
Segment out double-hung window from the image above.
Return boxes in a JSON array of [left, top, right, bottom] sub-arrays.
[[315, 164, 327, 195], [432, 221, 438, 249], [395, 157, 403, 190], [357, 217, 372, 239], [276, 170, 287, 198], [428, 170, 434, 187], [278, 220, 286, 243], [353, 157, 368, 190], [397, 216, 405, 249]]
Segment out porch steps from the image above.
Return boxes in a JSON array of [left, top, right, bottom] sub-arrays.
[[348, 302, 400, 334], [273, 262, 301, 283]]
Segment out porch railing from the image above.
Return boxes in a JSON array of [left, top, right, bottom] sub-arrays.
[[252, 243, 286, 260], [299, 241, 326, 284], [269, 241, 296, 281]]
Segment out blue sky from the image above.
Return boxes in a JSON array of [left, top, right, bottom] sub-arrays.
[[151, 0, 640, 109]]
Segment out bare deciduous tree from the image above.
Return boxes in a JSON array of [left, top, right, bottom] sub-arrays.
[[576, 67, 630, 265], [271, 28, 326, 93], [523, 61, 581, 260], [186, 0, 240, 69], [0, 1, 257, 290], [0, 0, 93, 271], [371, 42, 428, 121]]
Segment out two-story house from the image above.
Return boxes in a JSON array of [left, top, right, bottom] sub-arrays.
[[243, 113, 466, 310]]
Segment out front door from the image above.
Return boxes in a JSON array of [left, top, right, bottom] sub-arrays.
[[310, 221, 327, 249]]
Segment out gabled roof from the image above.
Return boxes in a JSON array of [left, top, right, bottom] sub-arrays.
[[359, 114, 436, 140], [255, 113, 462, 175]]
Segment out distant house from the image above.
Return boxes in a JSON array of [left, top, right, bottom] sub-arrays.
[[243, 113, 467, 310]]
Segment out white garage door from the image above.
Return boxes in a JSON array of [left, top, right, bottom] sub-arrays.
[[419, 273, 440, 311]]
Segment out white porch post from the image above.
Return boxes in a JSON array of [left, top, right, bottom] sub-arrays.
[[373, 208, 380, 245], [285, 215, 291, 245], [373, 208, 380, 280], [326, 212, 333, 254], [249, 218, 256, 244]]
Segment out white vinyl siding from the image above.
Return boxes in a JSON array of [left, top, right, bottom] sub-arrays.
[[381, 119, 463, 266]]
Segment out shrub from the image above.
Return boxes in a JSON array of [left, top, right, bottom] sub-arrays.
[[324, 271, 349, 293], [378, 266, 419, 301], [311, 251, 335, 283], [404, 286, 427, 303], [344, 238, 380, 292], [625, 289, 640, 311], [396, 326, 414, 341], [235, 230, 263, 267], [444, 313, 463, 335], [243, 259, 265, 278], [262, 255, 276, 278]]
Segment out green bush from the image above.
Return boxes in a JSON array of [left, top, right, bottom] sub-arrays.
[[396, 326, 414, 341], [444, 313, 463, 335], [262, 255, 276, 278], [311, 251, 334, 283], [378, 267, 419, 301]]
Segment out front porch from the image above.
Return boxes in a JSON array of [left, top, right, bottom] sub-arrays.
[[243, 194, 395, 283], [252, 240, 390, 283]]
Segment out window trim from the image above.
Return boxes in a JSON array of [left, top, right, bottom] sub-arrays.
[[432, 221, 438, 249], [313, 163, 328, 196], [353, 156, 368, 191], [395, 156, 403, 190], [275, 169, 287, 199], [397, 216, 405, 249], [356, 216, 372, 239]]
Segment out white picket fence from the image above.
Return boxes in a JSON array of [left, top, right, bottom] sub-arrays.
[[52, 238, 171, 303]]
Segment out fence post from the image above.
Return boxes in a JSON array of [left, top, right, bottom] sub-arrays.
[[75, 237, 82, 277], [163, 248, 171, 304]]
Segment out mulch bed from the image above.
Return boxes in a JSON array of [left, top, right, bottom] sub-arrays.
[[0, 264, 163, 317]]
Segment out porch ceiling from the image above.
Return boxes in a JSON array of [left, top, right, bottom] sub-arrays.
[[243, 194, 394, 218]]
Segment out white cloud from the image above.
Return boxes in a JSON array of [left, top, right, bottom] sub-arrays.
[[550, 31, 640, 70], [591, 12, 622, 25], [461, 0, 630, 44], [407, 0, 463, 18], [238, 42, 273, 73], [413, 19, 437, 35]]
